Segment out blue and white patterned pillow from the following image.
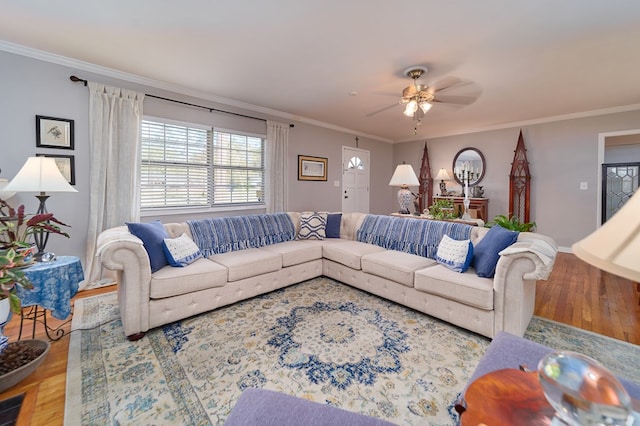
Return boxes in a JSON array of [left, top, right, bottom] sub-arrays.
[[435, 234, 474, 273], [162, 233, 203, 267], [297, 212, 328, 240]]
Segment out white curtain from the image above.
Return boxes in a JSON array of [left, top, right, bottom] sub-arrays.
[[83, 83, 145, 288], [266, 121, 289, 213]]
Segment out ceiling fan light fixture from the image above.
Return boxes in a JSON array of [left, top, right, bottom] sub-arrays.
[[404, 99, 418, 116], [419, 101, 432, 113]]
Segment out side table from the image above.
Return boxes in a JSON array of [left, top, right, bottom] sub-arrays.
[[16, 256, 84, 341]]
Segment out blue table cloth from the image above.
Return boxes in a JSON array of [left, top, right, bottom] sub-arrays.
[[18, 256, 84, 320]]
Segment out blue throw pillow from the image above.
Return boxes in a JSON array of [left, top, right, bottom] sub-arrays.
[[126, 220, 169, 273], [325, 213, 342, 238], [435, 235, 474, 273], [473, 226, 519, 278]]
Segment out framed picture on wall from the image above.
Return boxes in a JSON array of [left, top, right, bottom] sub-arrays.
[[36, 154, 75, 185], [36, 115, 75, 149], [298, 155, 328, 181]]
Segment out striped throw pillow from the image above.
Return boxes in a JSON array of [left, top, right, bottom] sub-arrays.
[[297, 212, 328, 240]]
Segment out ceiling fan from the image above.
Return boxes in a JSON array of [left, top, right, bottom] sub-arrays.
[[367, 66, 477, 121]]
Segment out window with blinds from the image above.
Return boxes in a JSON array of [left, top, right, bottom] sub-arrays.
[[140, 119, 265, 209]]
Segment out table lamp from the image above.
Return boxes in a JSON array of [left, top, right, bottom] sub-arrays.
[[535, 190, 640, 425], [4, 157, 77, 259], [435, 168, 451, 196], [389, 163, 420, 214]]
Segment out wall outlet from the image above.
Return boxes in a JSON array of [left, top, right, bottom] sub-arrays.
[[580, 181, 588, 190], [334, 180, 340, 187]]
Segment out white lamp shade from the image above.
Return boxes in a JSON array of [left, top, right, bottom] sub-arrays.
[[389, 164, 420, 187], [435, 168, 451, 181], [4, 157, 77, 194], [572, 190, 640, 282], [0, 178, 16, 200]]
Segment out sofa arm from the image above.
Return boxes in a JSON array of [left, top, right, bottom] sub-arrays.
[[492, 236, 558, 337], [498, 236, 557, 281], [97, 226, 152, 338]]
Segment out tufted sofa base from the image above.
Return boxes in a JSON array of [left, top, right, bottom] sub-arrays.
[[98, 212, 557, 340]]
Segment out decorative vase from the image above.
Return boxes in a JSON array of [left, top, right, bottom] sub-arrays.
[[0, 339, 51, 393], [0, 298, 10, 354]]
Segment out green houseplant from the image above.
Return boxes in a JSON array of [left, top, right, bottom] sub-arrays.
[[0, 198, 70, 313], [487, 214, 536, 232], [427, 199, 457, 220]]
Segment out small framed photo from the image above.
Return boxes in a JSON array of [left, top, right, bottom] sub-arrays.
[[36, 154, 75, 185], [36, 115, 74, 150], [298, 155, 328, 181]]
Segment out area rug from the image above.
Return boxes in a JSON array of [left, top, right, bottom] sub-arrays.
[[64, 277, 640, 426]]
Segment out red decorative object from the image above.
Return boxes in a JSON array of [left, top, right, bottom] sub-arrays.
[[418, 143, 433, 213], [509, 130, 531, 224]]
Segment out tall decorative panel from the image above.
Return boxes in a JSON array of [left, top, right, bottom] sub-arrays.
[[418, 142, 433, 212], [509, 130, 531, 223]]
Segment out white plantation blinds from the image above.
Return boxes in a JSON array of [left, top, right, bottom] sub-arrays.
[[140, 119, 265, 209], [212, 131, 264, 204]]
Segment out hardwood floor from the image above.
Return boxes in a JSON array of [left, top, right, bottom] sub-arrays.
[[1, 253, 639, 425]]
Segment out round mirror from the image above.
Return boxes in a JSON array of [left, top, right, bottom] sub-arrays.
[[452, 147, 485, 186]]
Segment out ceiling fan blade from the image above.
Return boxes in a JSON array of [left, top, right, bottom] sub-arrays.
[[432, 77, 472, 93], [366, 103, 399, 117], [431, 95, 477, 105]]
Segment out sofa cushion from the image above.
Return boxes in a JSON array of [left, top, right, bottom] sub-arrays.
[[474, 226, 519, 278], [126, 220, 169, 273], [325, 213, 342, 238], [414, 264, 494, 310], [162, 233, 203, 267], [322, 241, 386, 270], [150, 257, 228, 299], [210, 248, 282, 281], [297, 212, 328, 240], [261, 240, 323, 267], [362, 250, 437, 287], [435, 235, 474, 273]]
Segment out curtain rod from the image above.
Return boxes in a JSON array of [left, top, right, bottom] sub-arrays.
[[69, 75, 294, 128]]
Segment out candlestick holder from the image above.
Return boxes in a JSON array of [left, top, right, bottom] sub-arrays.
[[456, 169, 474, 220]]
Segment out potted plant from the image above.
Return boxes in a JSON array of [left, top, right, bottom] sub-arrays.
[[487, 214, 536, 232], [426, 199, 457, 220], [0, 197, 69, 357]]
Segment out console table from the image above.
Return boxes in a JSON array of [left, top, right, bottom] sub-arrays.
[[433, 196, 489, 222], [16, 256, 84, 341]]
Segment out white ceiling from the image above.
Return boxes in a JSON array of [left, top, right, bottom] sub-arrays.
[[2, 1, 640, 143]]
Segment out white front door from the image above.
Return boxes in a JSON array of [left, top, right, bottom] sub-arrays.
[[342, 147, 370, 213]]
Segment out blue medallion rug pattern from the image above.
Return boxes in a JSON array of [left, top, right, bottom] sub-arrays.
[[267, 301, 409, 389], [65, 277, 640, 426]]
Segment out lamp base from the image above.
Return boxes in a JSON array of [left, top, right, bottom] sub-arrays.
[[439, 180, 447, 196], [397, 187, 413, 214]]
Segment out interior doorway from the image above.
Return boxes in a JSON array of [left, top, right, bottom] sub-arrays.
[[601, 162, 639, 223], [597, 130, 640, 226], [342, 147, 370, 213]]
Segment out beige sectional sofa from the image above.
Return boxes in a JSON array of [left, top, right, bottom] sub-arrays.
[[96, 212, 557, 341]]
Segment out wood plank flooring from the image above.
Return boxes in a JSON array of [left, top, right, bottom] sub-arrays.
[[1, 252, 639, 425]]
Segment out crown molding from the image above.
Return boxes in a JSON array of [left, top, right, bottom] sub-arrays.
[[0, 40, 393, 144], [397, 103, 640, 143]]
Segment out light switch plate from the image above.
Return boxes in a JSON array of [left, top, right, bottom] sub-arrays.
[[334, 180, 340, 187], [580, 181, 588, 190]]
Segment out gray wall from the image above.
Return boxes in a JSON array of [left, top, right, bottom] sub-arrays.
[[395, 110, 640, 250], [3, 48, 640, 260], [0, 50, 394, 265]]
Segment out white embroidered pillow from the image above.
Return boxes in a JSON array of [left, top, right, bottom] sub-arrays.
[[297, 212, 328, 240], [435, 234, 474, 273], [162, 233, 203, 267]]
